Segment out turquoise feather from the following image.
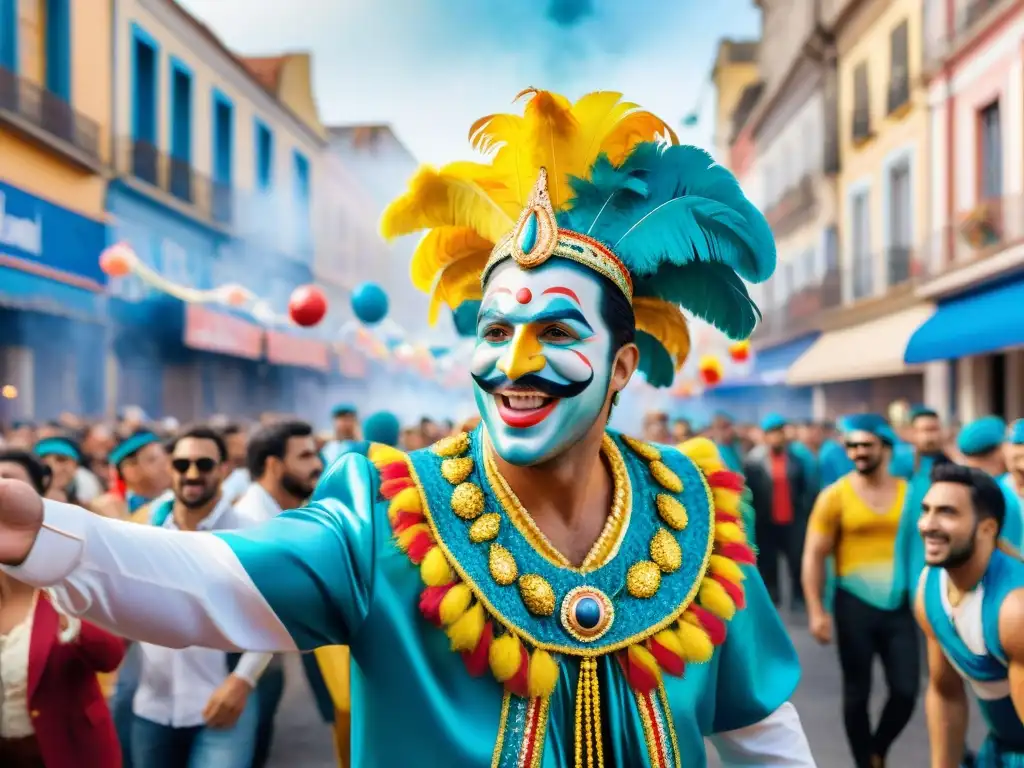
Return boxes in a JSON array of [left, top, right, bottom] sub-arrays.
[[557, 142, 774, 342], [452, 300, 481, 338], [635, 330, 675, 388]]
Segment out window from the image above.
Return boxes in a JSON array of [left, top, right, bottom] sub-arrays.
[[169, 59, 192, 203], [131, 26, 159, 184], [888, 20, 910, 114], [211, 90, 233, 224], [255, 119, 273, 190], [0, 0, 15, 71], [44, 0, 70, 101], [851, 190, 872, 299], [979, 100, 1002, 199], [292, 150, 311, 256], [852, 62, 871, 141], [887, 159, 912, 285]]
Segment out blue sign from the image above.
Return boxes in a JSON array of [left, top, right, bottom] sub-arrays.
[[0, 180, 108, 286]]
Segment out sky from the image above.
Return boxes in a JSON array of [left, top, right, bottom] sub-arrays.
[[178, 0, 761, 166]]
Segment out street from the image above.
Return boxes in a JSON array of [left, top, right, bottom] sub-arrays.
[[267, 614, 988, 768]]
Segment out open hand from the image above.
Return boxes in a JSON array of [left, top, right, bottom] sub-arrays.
[[203, 674, 252, 729], [0, 479, 45, 566]]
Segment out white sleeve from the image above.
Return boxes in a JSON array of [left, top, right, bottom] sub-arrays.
[[709, 702, 817, 767], [232, 652, 274, 686], [2, 499, 296, 653]]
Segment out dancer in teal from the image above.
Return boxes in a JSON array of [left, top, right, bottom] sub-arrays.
[[917, 462, 1024, 767], [0, 90, 814, 767], [958, 416, 1023, 549]]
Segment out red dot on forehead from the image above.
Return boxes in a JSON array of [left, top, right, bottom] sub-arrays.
[[515, 287, 533, 304]]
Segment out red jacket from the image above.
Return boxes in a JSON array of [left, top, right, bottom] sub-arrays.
[[28, 595, 126, 768]]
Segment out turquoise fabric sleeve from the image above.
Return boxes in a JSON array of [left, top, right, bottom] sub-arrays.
[[709, 564, 802, 732], [216, 453, 380, 651]]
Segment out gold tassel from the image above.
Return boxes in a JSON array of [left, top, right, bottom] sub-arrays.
[[573, 658, 605, 768]]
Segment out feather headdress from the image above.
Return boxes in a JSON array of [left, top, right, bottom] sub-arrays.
[[381, 89, 776, 387]]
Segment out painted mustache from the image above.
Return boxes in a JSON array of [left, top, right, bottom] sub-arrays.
[[471, 371, 593, 400]]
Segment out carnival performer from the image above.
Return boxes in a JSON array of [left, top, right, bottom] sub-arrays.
[[0, 89, 814, 767], [916, 463, 1024, 767]]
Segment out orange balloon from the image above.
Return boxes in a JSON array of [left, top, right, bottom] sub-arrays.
[[728, 340, 751, 363], [99, 243, 136, 278]]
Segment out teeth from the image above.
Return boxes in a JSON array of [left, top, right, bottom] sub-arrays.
[[505, 394, 547, 410]]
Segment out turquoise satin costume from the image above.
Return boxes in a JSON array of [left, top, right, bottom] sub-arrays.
[[923, 550, 1024, 766], [998, 475, 1024, 551], [216, 428, 800, 767]]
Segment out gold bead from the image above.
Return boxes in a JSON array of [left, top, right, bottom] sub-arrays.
[[433, 432, 470, 458], [650, 528, 682, 573], [518, 574, 556, 616], [649, 461, 683, 493], [468, 513, 501, 543], [622, 435, 662, 462], [441, 456, 474, 485], [626, 560, 661, 599], [655, 493, 688, 530], [489, 543, 519, 586], [450, 482, 485, 520]]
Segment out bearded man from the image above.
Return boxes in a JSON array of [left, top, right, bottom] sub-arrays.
[[0, 90, 813, 767]]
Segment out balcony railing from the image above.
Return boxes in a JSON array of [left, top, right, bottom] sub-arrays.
[[851, 254, 873, 300], [753, 269, 844, 340], [0, 66, 101, 166], [886, 245, 916, 286], [924, 0, 1005, 75], [765, 175, 818, 238], [851, 107, 872, 143], [116, 137, 233, 226], [887, 76, 910, 115], [918, 193, 1024, 279]]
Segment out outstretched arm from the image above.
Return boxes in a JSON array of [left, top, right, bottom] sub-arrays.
[[915, 583, 967, 768], [2, 455, 379, 653]]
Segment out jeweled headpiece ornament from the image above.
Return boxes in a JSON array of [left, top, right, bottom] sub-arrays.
[[381, 89, 777, 387]]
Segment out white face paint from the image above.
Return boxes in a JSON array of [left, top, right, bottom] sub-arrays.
[[471, 260, 614, 466]]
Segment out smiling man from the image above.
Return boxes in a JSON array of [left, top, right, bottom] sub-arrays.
[[0, 90, 813, 767]]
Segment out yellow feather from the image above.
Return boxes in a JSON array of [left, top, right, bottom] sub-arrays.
[[634, 297, 691, 369], [677, 437, 724, 473], [489, 634, 523, 682], [379, 165, 514, 243], [713, 486, 741, 515], [569, 91, 675, 172], [714, 521, 746, 545], [700, 579, 736, 620], [527, 648, 560, 698], [709, 554, 746, 585], [410, 227, 494, 292], [427, 251, 489, 324], [447, 602, 485, 652], [519, 88, 578, 210], [439, 583, 473, 626], [675, 620, 714, 663], [421, 547, 453, 587]]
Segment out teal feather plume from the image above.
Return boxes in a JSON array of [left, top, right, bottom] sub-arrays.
[[557, 142, 774, 341], [452, 300, 481, 338], [635, 331, 675, 388]]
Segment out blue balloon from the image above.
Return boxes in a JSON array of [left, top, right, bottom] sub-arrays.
[[351, 282, 389, 325]]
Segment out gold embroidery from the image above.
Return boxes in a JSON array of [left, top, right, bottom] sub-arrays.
[[518, 574, 556, 616], [649, 528, 682, 573], [451, 482, 485, 520], [622, 435, 662, 462], [560, 587, 614, 643], [657, 682, 683, 768], [469, 513, 502, 543], [489, 691, 513, 768], [434, 432, 470, 458], [489, 543, 519, 586], [626, 561, 662, 599], [441, 456, 474, 485], [649, 461, 683, 493], [655, 494, 688, 530]]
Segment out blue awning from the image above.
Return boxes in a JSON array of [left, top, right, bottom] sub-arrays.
[[905, 277, 1024, 363], [0, 265, 106, 322], [717, 333, 820, 389]]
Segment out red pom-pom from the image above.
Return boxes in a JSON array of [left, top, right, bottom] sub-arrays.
[[391, 510, 424, 534], [686, 605, 728, 646], [716, 542, 756, 565], [406, 532, 434, 564], [648, 638, 686, 677], [419, 584, 454, 626], [380, 477, 415, 498], [462, 621, 494, 677], [707, 470, 744, 492], [711, 574, 746, 609]]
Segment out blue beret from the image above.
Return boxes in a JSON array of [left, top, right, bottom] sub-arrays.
[[839, 413, 895, 445], [761, 413, 787, 432], [1009, 419, 1024, 446], [34, 437, 81, 462], [332, 403, 357, 417], [909, 405, 939, 422], [363, 411, 400, 447], [109, 432, 161, 466], [957, 416, 1007, 457]]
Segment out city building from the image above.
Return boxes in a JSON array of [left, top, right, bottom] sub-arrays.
[[785, 0, 935, 418], [907, 0, 1024, 421], [106, 0, 329, 421], [0, 0, 112, 421]]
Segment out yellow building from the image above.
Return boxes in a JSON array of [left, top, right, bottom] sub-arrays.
[[711, 40, 760, 165], [784, 0, 935, 414], [0, 0, 113, 419]]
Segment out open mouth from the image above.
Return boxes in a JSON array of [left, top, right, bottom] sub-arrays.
[[494, 391, 559, 428]]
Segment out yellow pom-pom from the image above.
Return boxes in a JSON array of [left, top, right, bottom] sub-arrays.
[[388, 487, 422, 522], [653, 628, 683, 656], [700, 578, 736, 620], [709, 554, 745, 585], [675, 619, 714, 663], [712, 487, 741, 515], [421, 547, 453, 587], [395, 523, 430, 552], [489, 633, 522, 682], [439, 583, 473, 625], [369, 444, 407, 467], [527, 648, 559, 698], [677, 437, 723, 473], [714, 521, 745, 545], [447, 602, 485, 651], [627, 644, 662, 682]]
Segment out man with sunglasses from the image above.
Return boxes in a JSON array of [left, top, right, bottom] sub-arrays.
[[131, 425, 271, 768], [802, 414, 919, 768]]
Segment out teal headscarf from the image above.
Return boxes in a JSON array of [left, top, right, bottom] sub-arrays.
[[958, 416, 1007, 456]]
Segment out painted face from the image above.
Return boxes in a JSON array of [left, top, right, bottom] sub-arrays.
[[471, 260, 613, 466]]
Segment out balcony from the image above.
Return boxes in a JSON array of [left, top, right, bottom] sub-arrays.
[[752, 269, 843, 342], [0, 67, 103, 172], [918, 194, 1024, 283], [851, 107, 873, 144], [851, 254, 873, 300], [765, 175, 818, 239], [886, 245, 918, 287], [115, 137, 234, 227], [924, 0, 1010, 75]]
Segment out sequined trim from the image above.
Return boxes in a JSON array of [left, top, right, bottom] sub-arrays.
[[634, 683, 680, 768], [491, 693, 550, 768]]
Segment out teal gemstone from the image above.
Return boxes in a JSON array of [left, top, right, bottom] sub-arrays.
[[519, 210, 539, 254], [574, 597, 601, 629]]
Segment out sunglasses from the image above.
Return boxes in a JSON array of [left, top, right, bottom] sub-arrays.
[[171, 457, 218, 474], [844, 441, 876, 450]]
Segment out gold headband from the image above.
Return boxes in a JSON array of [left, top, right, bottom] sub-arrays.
[[481, 169, 635, 303]]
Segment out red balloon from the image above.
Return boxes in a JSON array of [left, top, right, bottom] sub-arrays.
[[288, 285, 327, 327]]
